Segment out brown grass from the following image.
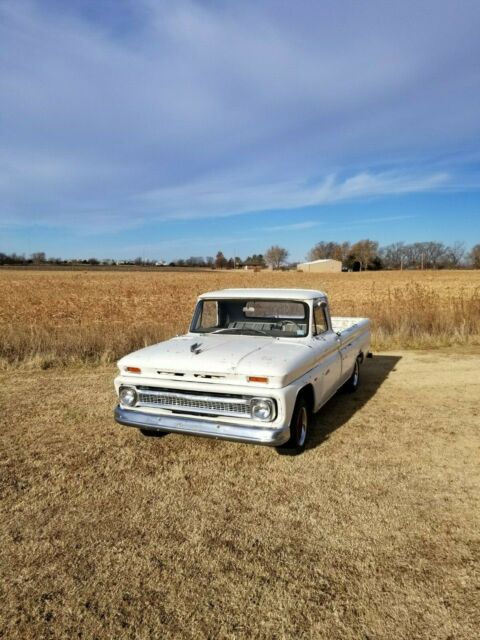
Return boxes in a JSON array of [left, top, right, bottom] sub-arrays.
[[2, 269, 480, 367], [1, 350, 479, 638]]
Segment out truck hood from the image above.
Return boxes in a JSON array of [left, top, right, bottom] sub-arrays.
[[118, 333, 315, 387]]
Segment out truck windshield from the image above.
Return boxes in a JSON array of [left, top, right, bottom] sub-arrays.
[[191, 299, 309, 337]]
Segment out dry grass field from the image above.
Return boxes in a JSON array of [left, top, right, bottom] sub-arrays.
[[1, 350, 479, 639], [1, 269, 479, 638], [1, 268, 480, 367]]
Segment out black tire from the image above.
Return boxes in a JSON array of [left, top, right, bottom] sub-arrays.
[[276, 396, 310, 455], [139, 428, 168, 438], [344, 357, 360, 393]]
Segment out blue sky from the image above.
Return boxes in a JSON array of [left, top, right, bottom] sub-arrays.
[[1, 0, 480, 261]]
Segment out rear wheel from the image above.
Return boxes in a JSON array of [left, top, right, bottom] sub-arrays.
[[345, 357, 360, 393], [276, 396, 310, 455]]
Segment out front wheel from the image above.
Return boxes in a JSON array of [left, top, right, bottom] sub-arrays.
[[139, 428, 168, 438], [276, 396, 310, 455]]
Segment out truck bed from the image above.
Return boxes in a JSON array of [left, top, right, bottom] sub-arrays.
[[330, 316, 371, 343]]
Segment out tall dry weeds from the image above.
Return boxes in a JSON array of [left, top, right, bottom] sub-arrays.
[[355, 283, 480, 348], [2, 269, 480, 367]]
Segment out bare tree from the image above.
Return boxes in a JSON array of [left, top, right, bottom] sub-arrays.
[[307, 241, 346, 262], [340, 241, 351, 263], [265, 245, 289, 269], [423, 242, 446, 268], [350, 239, 379, 271], [402, 242, 443, 269], [185, 256, 206, 267], [380, 242, 408, 269], [445, 242, 466, 267], [31, 251, 46, 264], [469, 244, 480, 268], [381, 241, 468, 269]]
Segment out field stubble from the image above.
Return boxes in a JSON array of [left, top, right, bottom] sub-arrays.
[[2, 269, 480, 367], [0, 350, 478, 638]]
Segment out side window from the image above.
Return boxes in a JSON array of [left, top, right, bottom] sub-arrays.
[[197, 300, 218, 331], [314, 302, 328, 335]]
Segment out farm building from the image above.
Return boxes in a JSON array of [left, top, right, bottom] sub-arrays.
[[297, 258, 342, 272]]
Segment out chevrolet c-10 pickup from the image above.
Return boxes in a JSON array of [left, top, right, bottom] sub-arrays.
[[114, 288, 371, 454]]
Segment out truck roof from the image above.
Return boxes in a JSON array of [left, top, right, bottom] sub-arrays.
[[199, 288, 327, 301]]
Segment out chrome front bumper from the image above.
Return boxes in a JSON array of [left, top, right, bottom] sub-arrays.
[[114, 406, 290, 446]]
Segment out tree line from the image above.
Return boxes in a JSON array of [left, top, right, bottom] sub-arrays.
[[1, 242, 479, 269], [0, 251, 268, 269], [306, 240, 478, 270]]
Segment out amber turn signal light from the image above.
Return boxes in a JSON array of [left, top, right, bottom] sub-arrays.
[[248, 376, 269, 383], [126, 366, 141, 374]]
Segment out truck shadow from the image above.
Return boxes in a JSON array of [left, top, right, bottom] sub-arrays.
[[307, 355, 401, 451]]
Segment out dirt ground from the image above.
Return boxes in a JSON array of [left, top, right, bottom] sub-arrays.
[[0, 350, 479, 639]]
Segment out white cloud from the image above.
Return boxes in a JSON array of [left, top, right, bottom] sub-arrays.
[[266, 221, 321, 232], [0, 0, 479, 231], [136, 171, 449, 221]]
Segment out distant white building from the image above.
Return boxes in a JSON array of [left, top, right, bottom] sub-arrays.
[[297, 258, 342, 273]]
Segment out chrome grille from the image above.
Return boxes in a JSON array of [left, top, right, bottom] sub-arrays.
[[137, 388, 251, 418]]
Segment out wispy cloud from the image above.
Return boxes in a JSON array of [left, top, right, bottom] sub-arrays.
[[137, 171, 449, 221], [0, 0, 479, 240], [352, 215, 416, 224], [266, 221, 321, 232]]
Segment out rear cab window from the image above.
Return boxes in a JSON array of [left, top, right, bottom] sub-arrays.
[[313, 300, 329, 335]]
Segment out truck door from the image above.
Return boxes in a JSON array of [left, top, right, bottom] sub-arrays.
[[312, 300, 342, 407]]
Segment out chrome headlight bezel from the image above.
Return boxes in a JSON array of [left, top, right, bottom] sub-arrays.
[[119, 385, 138, 407], [250, 397, 276, 422]]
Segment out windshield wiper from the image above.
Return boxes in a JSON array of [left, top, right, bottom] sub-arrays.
[[213, 328, 268, 336]]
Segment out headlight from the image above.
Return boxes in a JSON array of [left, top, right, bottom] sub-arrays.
[[250, 397, 275, 422], [119, 386, 137, 407]]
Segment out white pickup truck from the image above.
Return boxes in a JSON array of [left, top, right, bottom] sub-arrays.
[[114, 288, 371, 454]]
